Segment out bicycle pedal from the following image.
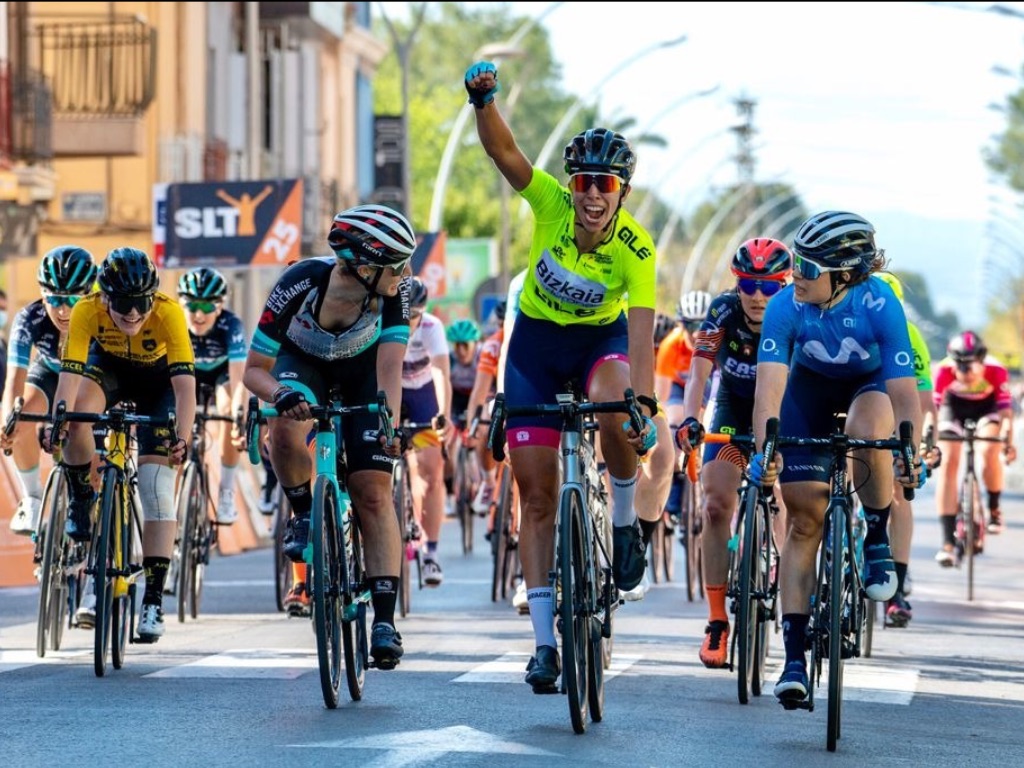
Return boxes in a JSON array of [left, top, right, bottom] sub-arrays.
[[530, 682, 559, 695], [370, 658, 401, 671], [133, 634, 159, 645], [779, 697, 812, 711]]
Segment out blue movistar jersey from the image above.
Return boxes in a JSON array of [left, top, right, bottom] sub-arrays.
[[757, 276, 914, 380]]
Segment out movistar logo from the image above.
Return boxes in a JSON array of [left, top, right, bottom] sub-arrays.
[[803, 337, 870, 365]]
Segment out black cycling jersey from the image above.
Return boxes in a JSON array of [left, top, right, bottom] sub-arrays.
[[250, 257, 409, 362], [694, 291, 760, 400], [8, 300, 63, 373]]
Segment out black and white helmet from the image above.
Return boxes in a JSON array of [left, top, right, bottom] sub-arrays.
[[793, 210, 877, 274], [327, 204, 417, 267], [678, 290, 712, 322]]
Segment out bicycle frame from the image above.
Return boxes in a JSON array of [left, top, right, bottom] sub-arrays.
[[765, 416, 917, 753], [488, 388, 644, 734]]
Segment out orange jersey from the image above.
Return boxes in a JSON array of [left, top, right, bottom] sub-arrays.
[[477, 327, 504, 379], [655, 326, 694, 389]]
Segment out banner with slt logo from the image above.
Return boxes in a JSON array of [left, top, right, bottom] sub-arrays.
[[158, 179, 303, 267]]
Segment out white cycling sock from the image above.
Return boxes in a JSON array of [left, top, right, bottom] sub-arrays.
[[527, 587, 556, 648], [219, 463, 237, 493], [17, 465, 42, 499], [609, 472, 638, 527]]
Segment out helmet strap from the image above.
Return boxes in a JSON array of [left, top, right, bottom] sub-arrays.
[[343, 262, 385, 308]]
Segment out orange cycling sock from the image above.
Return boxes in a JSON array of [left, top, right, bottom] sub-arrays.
[[292, 562, 307, 587], [706, 584, 728, 623]]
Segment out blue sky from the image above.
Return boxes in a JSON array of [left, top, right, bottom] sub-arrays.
[[395, 1, 1024, 326]]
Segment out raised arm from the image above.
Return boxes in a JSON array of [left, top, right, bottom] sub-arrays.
[[465, 61, 534, 192]]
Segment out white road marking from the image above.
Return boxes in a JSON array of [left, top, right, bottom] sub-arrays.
[[0, 648, 88, 672], [287, 724, 558, 765], [452, 651, 642, 684], [764, 659, 919, 705], [144, 648, 316, 679]]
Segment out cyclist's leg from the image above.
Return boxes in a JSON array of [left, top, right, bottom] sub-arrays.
[[664, 395, 686, 527], [62, 375, 109, 541], [977, 415, 1005, 533], [135, 383, 184, 641], [473, 397, 498, 513], [7, 370, 54, 534], [630, 409, 673, 601], [589, 356, 647, 593], [403, 384, 447, 584], [345, 405, 405, 668], [700, 458, 744, 668], [772, 366, 843, 701], [267, 354, 323, 563], [886, 476, 914, 625], [847, 388, 899, 601], [934, 410, 963, 565], [213, 376, 241, 524]]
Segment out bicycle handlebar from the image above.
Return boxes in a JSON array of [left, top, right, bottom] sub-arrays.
[[244, 391, 394, 466], [756, 418, 917, 501], [487, 389, 645, 463]]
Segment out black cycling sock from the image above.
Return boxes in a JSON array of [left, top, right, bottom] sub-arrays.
[[894, 561, 908, 594], [444, 475, 454, 495], [370, 576, 399, 627], [941, 515, 957, 546], [862, 504, 891, 546], [63, 462, 93, 500], [143, 556, 170, 606], [638, 518, 658, 548], [782, 613, 809, 666], [282, 482, 312, 518], [987, 490, 1001, 512]]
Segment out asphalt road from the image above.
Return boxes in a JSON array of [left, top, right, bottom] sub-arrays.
[[1, 484, 1022, 767]]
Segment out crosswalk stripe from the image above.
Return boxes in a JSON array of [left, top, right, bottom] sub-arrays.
[[453, 652, 642, 684], [763, 659, 918, 705], [144, 648, 317, 679]]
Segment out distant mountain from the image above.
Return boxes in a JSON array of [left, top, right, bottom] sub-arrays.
[[863, 209, 986, 328]]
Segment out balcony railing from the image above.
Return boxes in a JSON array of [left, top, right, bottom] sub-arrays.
[[31, 17, 156, 117]]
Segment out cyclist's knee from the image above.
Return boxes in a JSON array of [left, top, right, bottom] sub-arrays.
[[138, 462, 176, 521]]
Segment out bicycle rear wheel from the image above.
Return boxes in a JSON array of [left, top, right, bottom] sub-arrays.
[[736, 486, 759, 705], [36, 467, 69, 658], [455, 446, 474, 555], [558, 487, 590, 734], [827, 502, 848, 752], [93, 467, 120, 678], [342, 505, 368, 701], [271, 486, 292, 612], [312, 475, 343, 709], [176, 462, 199, 623]]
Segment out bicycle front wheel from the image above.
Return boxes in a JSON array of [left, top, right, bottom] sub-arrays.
[[93, 467, 121, 677], [112, 480, 140, 671], [36, 467, 69, 658], [736, 486, 759, 705], [558, 487, 590, 734], [827, 502, 848, 752], [962, 472, 979, 602], [312, 475, 343, 709], [176, 462, 200, 623], [342, 505, 368, 701]]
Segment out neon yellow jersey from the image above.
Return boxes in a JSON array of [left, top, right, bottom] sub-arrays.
[[518, 169, 656, 326], [908, 321, 931, 392]]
